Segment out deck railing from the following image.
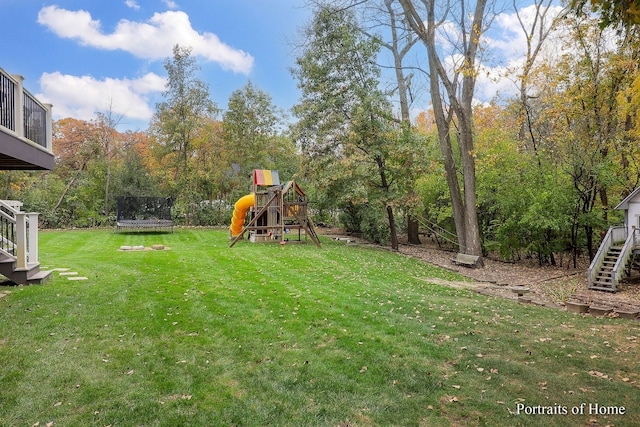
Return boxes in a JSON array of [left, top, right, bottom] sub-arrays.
[[0, 200, 39, 269], [0, 67, 52, 151]]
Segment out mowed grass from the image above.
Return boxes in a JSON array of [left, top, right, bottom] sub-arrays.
[[1, 229, 639, 426]]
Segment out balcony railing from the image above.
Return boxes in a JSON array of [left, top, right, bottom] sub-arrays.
[[0, 200, 39, 270], [0, 67, 52, 152]]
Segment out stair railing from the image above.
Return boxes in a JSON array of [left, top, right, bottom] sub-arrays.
[[610, 228, 640, 291], [0, 200, 39, 269], [588, 226, 626, 288]]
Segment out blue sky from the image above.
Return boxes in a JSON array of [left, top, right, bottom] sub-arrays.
[[1, 0, 564, 132], [1, 0, 310, 131]]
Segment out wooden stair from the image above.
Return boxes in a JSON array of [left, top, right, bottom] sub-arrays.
[[0, 253, 52, 285], [591, 246, 625, 292]]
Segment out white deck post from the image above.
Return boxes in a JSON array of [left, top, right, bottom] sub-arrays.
[[44, 103, 53, 152], [27, 212, 39, 264], [12, 74, 25, 139], [15, 212, 27, 270]]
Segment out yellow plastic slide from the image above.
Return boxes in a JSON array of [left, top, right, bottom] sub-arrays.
[[229, 193, 255, 237]]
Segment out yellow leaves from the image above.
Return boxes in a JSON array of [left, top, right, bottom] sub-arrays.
[[441, 395, 460, 404], [588, 370, 610, 379]]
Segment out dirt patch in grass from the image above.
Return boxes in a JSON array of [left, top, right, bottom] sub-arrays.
[[118, 244, 171, 251]]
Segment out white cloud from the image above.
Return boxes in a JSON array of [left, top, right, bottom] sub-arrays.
[[37, 5, 254, 74], [476, 4, 565, 101], [37, 72, 166, 125], [162, 0, 179, 9], [424, 4, 566, 102], [125, 0, 140, 10]]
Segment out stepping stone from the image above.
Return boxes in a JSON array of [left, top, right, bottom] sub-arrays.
[[566, 301, 589, 313], [51, 268, 71, 272], [67, 276, 89, 281], [589, 306, 613, 316], [59, 272, 78, 276], [120, 246, 132, 251], [614, 309, 639, 319], [510, 286, 530, 297]]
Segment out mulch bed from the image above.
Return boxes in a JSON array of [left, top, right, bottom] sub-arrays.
[[320, 229, 640, 315]]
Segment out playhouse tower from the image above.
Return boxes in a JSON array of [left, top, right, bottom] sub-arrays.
[[229, 170, 320, 247]]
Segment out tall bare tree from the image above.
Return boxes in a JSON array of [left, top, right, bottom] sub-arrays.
[[512, 0, 558, 162], [379, 0, 423, 244], [398, 0, 489, 262]]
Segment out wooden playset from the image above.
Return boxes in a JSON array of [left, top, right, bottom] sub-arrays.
[[229, 170, 320, 247]]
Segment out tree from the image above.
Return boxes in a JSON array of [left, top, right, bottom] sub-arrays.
[[510, 0, 559, 164], [570, 0, 640, 29], [326, 0, 425, 244], [50, 118, 101, 219], [93, 108, 127, 222], [511, 12, 640, 265], [292, 5, 401, 249], [113, 132, 159, 198], [149, 45, 218, 224], [223, 81, 290, 177], [399, 0, 489, 262], [378, 0, 423, 244]]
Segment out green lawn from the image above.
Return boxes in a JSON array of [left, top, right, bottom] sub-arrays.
[[1, 228, 638, 426]]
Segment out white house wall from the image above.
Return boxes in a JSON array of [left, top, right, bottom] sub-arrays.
[[626, 194, 640, 236]]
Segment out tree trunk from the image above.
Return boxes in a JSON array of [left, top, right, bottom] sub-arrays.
[[398, 0, 486, 262], [377, 155, 399, 251], [387, 205, 399, 250], [383, 0, 420, 246], [425, 21, 466, 252], [458, 110, 483, 261], [54, 160, 87, 213], [104, 157, 111, 223], [407, 216, 421, 244]]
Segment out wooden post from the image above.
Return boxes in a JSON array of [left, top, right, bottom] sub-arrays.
[[280, 188, 285, 241]]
